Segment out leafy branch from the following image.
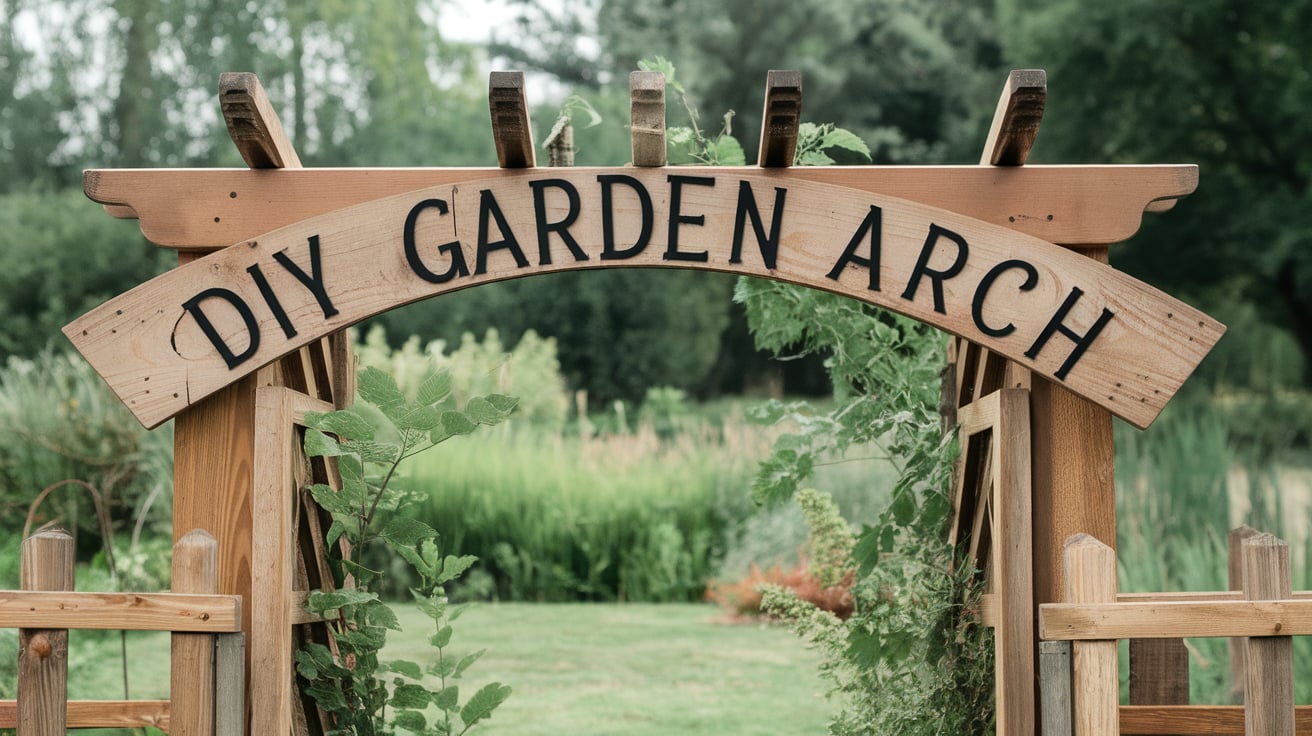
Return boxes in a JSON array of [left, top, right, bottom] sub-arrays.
[[296, 366, 515, 735]]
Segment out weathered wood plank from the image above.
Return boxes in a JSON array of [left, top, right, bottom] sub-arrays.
[[1065, 533, 1119, 736], [630, 71, 666, 167], [1229, 525, 1261, 703], [65, 170, 1222, 431], [81, 164, 1199, 248], [981, 69, 1046, 166], [171, 529, 218, 736], [215, 633, 246, 736], [1039, 640, 1073, 736], [757, 70, 801, 167], [0, 590, 241, 631], [1118, 590, 1312, 603], [1041, 599, 1312, 639], [0, 700, 170, 729], [1120, 705, 1312, 734], [17, 529, 73, 736], [1129, 638, 1189, 718], [489, 71, 535, 168], [992, 389, 1034, 736], [219, 72, 301, 170], [1243, 533, 1295, 736]]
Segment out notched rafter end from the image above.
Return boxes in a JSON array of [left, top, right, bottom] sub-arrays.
[[982, 69, 1047, 167], [218, 71, 301, 170], [630, 71, 666, 167], [758, 70, 802, 168], [489, 71, 536, 169]]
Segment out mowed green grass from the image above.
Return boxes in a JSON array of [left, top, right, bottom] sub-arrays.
[[42, 603, 831, 735], [383, 603, 833, 735]]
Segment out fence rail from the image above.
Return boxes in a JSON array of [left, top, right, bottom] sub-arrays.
[[0, 528, 244, 735], [1040, 527, 1308, 735]]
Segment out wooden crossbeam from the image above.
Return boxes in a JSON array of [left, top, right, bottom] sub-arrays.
[[0, 700, 170, 729], [490, 71, 535, 168], [757, 70, 801, 167], [0, 590, 241, 632], [220, 72, 302, 170], [1041, 599, 1312, 640], [1120, 705, 1312, 734], [981, 69, 1046, 166], [83, 163, 1198, 249], [630, 71, 666, 167]]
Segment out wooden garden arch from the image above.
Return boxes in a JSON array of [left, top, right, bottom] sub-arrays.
[[51, 69, 1227, 734]]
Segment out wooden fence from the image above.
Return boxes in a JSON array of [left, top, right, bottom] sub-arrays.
[[0, 528, 244, 734], [1040, 528, 1312, 735]]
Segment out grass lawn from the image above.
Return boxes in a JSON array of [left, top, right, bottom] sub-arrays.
[[384, 602, 832, 735], [21, 603, 831, 735]]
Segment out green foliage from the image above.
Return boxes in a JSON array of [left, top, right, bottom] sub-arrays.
[[299, 366, 514, 734], [639, 56, 745, 166], [738, 277, 991, 733], [794, 123, 873, 166]]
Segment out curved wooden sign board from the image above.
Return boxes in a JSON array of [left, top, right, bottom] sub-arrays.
[[65, 170, 1223, 430]]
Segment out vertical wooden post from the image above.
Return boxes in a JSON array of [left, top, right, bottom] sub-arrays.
[[1030, 246, 1117, 618], [1064, 533, 1118, 736], [1128, 638, 1189, 736], [17, 529, 73, 736], [1241, 533, 1294, 736], [630, 71, 666, 167], [1039, 640, 1073, 736], [1228, 525, 1260, 702], [172, 529, 219, 736]]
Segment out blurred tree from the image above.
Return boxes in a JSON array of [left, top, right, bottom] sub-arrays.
[[1000, 0, 1312, 385]]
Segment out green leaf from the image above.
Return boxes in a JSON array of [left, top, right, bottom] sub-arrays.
[[710, 135, 746, 166], [304, 428, 344, 458], [416, 370, 454, 406], [453, 649, 485, 679], [382, 517, 438, 548], [306, 409, 375, 441], [890, 488, 916, 526], [365, 599, 401, 631], [392, 709, 427, 733], [459, 683, 512, 728], [431, 624, 453, 648], [357, 366, 406, 419], [440, 411, 477, 436], [484, 394, 518, 413], [341, 439, 400, 464], [391, 682, 431, 709], [435, 554, 478, 585], [395, 405, 442, 432], [463, 396, 509, 426], [433, 685, 459, 711], [388, 659, 423, 680], [667, 126, 694, 146], [307, 588, 377, 613], [796, 150, 835, 166], [821, 127, 872, 159]]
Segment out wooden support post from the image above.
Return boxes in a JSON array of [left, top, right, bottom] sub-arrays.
[[1065, 533, 1118, 736], [757, 70, 801, 167], [981, 69, 1046, 166], [630, 71, 666, 167], [17, 529, 73, 736], [1229, 525, 1260, 703], [1241, 533, 1294, 736], [490, 71, 535, 168], [1040, 640, 1073, 736], [172, 529, 219, 736]]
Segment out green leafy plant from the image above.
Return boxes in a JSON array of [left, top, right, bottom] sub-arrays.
[[639, 56, 745, 165], [737, 280, 993, 734], [296, 366, 516, 735]]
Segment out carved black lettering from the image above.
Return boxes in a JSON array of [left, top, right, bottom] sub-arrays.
[[181, 288, 260, 370], [271, 235, 339, 320], [598, 174, 653, 260], [824, 205, 883, 291], [664, 174, 715, 262], [246, 263, 296, 339], [529, 178, 588, 265], [1024, 286, 1115, 380], [971, 259, 1040, 337], [403, 199, 470, 284], [730, 181, 786, 269], [900, 223, 969, 314], [475, 188, 530, 275]]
